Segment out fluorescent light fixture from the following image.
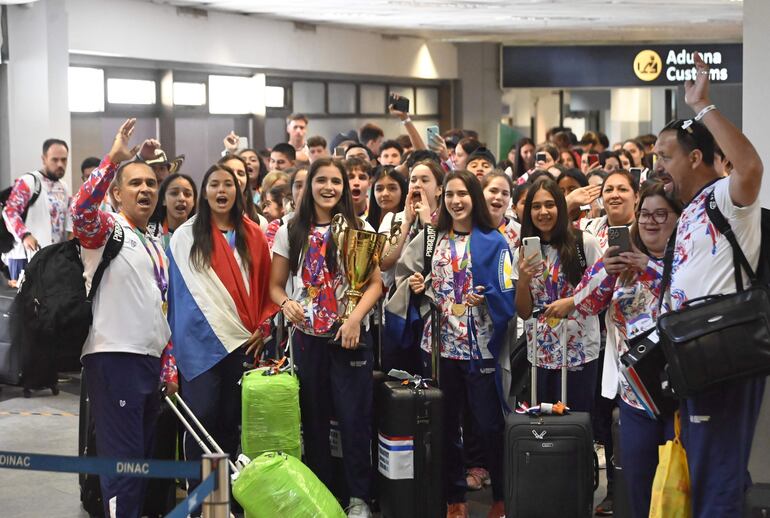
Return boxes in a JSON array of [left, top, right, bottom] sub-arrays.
[[173, 82, 206, 106], [265, 86, 285, 108], [68, 67, 105, 113], [107, 78, 157, 105], [209, 75, 256, 114]]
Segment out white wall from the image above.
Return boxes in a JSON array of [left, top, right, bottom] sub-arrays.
[[66, 0, 458, 80], [609, 88, 652, 144], [744, 0, 770, 483]]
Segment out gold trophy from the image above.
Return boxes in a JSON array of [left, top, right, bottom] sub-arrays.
[[330, 213, 401, 323]]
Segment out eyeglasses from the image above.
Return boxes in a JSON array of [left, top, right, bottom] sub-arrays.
[[638, 209, 672, 224]]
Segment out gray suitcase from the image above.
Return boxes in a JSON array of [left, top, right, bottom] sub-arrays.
[[0, 287, 21, 385]]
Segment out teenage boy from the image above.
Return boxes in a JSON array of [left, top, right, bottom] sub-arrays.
[[344, 157, 372, 217]]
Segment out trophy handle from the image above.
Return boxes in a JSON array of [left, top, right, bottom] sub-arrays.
[[379, 219, 403, 262], [330, 213, 345, 250]]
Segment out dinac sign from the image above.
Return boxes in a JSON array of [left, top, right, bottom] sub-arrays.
[[501, 44, 742, 88]]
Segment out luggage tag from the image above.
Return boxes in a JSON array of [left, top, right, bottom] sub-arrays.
[[515, 401, 570, 416], [387, 368, 431, 389]]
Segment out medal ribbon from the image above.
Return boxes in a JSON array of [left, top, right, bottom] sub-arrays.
[[448, 230, 470, 306], [120, 213, 168, 303], [301, 226, 331, 289]]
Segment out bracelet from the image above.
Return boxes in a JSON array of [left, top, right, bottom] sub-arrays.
[[694, 104, 717, 121], [401, 117, 412, 125], [280, 298, 290, 310]]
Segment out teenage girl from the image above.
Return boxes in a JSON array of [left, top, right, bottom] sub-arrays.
[[167, 164, 275, 515], [515, 179, 602, 413], [148, 173, 197, 249], [269, 157, 380, 518], [395, 170, 515, 518]]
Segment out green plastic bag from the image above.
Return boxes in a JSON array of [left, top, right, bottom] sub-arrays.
[[233, 452, 346, 518], [241, 367, 301, 460]]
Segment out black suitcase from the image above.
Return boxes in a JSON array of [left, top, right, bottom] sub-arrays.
[[78, 369, 177, 517], [611, 407, 632, 518], [377, 303, 444, 518], [745, 483, 770, 517], [0, 286, 22, 385], [504, 314, 595, 518]]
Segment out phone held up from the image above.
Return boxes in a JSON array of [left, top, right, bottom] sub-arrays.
[[333, 146, 346, 158], [388, 93, 410, 114], [535, 151, 548, 164], [426, 125, 440, 145], [522, 236, 543, 264], [608, 226, 631, 256]]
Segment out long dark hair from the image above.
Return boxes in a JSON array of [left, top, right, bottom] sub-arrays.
[[520, 179, 584, 286], [366, 165, 407, 229], [514, 137, 535, 179], [190, 165, 252, 272], [631, 180, 683, 256], [286, 158, 359, 275], [152, 173, 197, 226], [436, 170, 495, 232]]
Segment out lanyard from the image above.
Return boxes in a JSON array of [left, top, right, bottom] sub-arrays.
[[497, 217, 507, 235], [120, 213, 168, 303], [302, 225, 331, 286], [448, 230, 470, 305]]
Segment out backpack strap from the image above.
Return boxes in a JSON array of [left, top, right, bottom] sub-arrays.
[[20, 173, 42, 222], [86, 223, 125, 301], [422, 224, 438, 279], [575, 229, 587, 270], [704, 191, 757, 292]]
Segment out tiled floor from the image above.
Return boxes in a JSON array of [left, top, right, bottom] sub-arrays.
[[0, 376, 608, 518]]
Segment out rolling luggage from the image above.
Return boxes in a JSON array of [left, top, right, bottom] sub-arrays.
[[377, 303, 444, 518], [0, 285, 22, 386], [611, 407, 632, 518], [504, 313, 595, 518], [240, 323, 301, 461], [745, 483, 770, 517], [78, 370, 178, 517]]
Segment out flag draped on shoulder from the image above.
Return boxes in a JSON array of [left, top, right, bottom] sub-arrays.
[[167, 215, 278, 381]]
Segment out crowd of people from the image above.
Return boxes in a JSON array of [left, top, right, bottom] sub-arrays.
[[1, 54, 765, 518]]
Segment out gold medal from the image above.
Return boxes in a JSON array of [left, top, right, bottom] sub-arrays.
[[307, 286, 319, 299], [162, 301, 168, 316], [452, 303, 466, 317]]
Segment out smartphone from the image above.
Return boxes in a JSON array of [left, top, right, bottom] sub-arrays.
[[587, 153, 600, 168], [608, 226, 631, 256], [535, 152, 548, 164], [426, 125, 440, 145], [629, 167, 643, 186], [522, 236, 542, 263], [334, 146, 346, 158], [388, 93, 409, 113], [237, 136, 249, 151]]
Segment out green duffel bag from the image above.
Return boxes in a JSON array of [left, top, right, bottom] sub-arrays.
[[233, 452, 346, 518]]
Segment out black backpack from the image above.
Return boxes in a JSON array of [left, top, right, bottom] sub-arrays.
[[11, 225, 124, 387], [0, 173, 42, 254]]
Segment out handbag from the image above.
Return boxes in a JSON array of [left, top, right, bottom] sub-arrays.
[[656, 190, 770, 398], [648, 411, 691, 518], [620, 327, 677, 419]]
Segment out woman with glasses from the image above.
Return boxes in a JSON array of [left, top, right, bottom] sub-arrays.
[[570, 181, 683, 517]]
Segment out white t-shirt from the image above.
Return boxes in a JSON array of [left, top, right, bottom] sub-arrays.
[[378, 211, 404, 289], [668, 177, 761, 310], [512, 232, 603, 369], [272, 218, 376, 335]]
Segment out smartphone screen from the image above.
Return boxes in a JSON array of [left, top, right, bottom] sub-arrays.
[[522, 236, 542, 263], [334, 146, 346, 158], [629, 167, 643, 186], [238, 136, 249, 150], [608, 226, 631, 256], [389, 94, 410, 113], [535, 152, 548, 163], [426, 125, 439, 145]]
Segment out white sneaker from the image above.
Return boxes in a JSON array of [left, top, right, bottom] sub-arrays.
[[346, 497, 373, 518]]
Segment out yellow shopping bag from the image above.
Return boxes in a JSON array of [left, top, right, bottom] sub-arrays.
[[649, 411, 691, 518]]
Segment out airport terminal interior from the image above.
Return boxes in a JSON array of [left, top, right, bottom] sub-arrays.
[[1, 0, 770, 517]]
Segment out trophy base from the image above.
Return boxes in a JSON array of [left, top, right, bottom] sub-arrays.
[[327, 322, 368, 348]]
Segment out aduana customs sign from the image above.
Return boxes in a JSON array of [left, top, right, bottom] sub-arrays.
[[501, 44, 742, 88]]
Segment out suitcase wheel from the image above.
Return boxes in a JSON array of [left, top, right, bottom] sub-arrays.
[[51, 385, 59, 396]]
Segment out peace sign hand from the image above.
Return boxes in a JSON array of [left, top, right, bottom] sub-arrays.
[[684, 52, 711, 112], [108, 119, 137, 164]]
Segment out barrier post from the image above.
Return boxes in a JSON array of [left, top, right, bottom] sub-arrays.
[[201, 453, 230, 518]]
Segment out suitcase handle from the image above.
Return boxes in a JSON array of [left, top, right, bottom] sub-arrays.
[[162, 389, 239, 475], [528, 308, 571, 406]]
